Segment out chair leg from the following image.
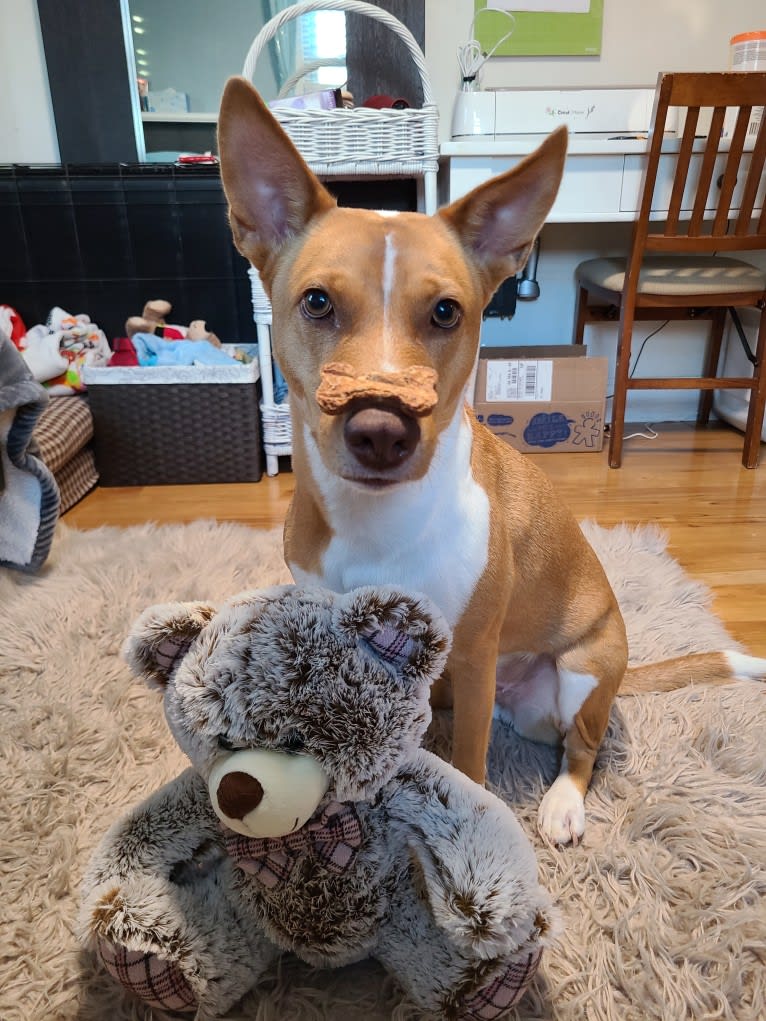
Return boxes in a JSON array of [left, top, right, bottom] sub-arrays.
[[573, 286, 589, 345], [742, 308, 766, 469], [608, 304, 635, 469], [697, 308, 726, 425]]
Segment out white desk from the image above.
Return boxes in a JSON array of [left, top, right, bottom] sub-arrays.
[[442, 133, 765, 431], [441, 133, 764, 223]]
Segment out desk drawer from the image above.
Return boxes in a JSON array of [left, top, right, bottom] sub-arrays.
[[620, 152, 766, 216], [448, 154, 625, 221]]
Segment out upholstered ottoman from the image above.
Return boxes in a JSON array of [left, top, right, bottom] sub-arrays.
[[32, 396, 98, 513]]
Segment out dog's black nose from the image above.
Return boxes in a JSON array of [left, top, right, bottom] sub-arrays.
[[344, 406, 420, 470]]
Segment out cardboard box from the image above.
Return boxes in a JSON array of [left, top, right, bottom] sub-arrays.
[[473, 345, 608, 453], [147, 88, 189, 114]]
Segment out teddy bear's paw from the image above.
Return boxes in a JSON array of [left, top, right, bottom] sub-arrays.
[[457, 948, 542, 1020], [96, 936, 197, 1013], [169, 837, 226, 886]]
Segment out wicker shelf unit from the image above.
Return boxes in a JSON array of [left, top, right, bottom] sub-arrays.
[[243, 0, 439, 475]]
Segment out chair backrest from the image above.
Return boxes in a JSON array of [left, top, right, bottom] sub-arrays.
[[634, 71, 766, 257]]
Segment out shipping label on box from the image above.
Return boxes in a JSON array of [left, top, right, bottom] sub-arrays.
[[486, 359, 554, 402], [474, 345, 608, 453]]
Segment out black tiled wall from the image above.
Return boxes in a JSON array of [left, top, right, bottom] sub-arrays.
[[0, 164, 254, 343], [0, 164, 417, 344]]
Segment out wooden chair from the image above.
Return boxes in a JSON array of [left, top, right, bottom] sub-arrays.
[[573, 72, 766, 468]]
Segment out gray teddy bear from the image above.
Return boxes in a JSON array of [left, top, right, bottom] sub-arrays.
[[80, 584, 556, 1019]]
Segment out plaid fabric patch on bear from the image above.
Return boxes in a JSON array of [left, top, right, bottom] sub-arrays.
[[224, 800, 363, 888], [97, 937, 197, 1012], [360, 622, 417, 668], [461, 948, 542, 1019]]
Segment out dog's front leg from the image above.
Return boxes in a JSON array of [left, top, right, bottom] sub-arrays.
[[538, 613, 627, 845], [538, 709, 600, 847], [446, 625, 502, 786]]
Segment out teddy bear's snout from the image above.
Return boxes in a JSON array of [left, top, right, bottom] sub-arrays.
[[209, 747, 330, 839], [216, 771, 264, 819]]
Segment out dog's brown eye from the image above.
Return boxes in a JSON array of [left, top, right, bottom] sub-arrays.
[[301, 289, 333, 319], [432, 299, 461, 328]]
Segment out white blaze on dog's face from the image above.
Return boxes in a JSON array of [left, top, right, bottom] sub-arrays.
[[218, 77, 566, 485], [270, 207, 484, 481]]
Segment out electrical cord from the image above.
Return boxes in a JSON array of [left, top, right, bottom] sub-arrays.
[[457, 9, 515, 88], [605, 320, 670, 401], [623, 423, 659, 441], [604, 319, 670, 442]]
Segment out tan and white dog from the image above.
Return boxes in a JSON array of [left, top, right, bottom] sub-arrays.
[[218, 78, 765, 845]]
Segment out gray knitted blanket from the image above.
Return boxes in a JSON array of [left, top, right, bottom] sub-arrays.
[[0, 330, 59, 572]]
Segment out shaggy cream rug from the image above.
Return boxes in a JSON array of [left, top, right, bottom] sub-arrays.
[[0, 519, 764, 1021]]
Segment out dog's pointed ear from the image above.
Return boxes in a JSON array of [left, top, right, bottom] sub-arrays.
[[439, 125, 567, 297], [217, 76, 336, 278], [122, 602, 217, 688]]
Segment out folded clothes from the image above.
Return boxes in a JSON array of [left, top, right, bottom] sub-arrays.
[[130, 332, 238, 366], [14, 306, 111, 391], [0, 305, 27, 347], [108, 337, 139, 367], [20, 330, 68, 383]]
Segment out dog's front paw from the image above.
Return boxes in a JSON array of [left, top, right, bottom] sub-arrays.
[[537, 776, 585, 846]]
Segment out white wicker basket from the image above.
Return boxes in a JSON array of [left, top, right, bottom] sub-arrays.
[[248, 268, 291, 463], [249, 267, 272, 326], [243, 0, 439, 473], [242, 0, 439, 178], [259, 400, 293, 457]]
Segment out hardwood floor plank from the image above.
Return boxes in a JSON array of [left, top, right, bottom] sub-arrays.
[[64, 423, 766, 654]]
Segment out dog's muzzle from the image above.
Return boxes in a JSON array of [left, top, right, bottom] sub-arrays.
[[316, 362, 438, 473]]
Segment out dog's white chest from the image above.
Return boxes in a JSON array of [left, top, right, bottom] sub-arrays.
[[294, 411, 489, 627]]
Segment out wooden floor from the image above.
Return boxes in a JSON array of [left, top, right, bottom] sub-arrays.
[[65, 423, 766, 655]]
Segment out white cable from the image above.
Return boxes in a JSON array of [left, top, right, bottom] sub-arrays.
[[624, 424, 659, 441], [457, 9, 515, 87]]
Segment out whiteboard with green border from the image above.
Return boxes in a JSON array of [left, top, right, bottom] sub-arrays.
[[474, 1, 603, 57]]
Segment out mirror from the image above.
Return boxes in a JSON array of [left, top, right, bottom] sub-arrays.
[[125, 0, 348, 158]]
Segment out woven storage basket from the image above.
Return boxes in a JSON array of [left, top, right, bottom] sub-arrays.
[[243, 0, 439, 472], [82, 354, 263, 486]]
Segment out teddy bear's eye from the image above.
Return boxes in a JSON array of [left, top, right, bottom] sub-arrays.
[[279, 731, 306, 754]]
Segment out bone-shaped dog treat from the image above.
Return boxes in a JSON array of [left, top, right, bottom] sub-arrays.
[[316, 362, 439, 417]]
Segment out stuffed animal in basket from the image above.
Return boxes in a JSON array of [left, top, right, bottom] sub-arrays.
[[79, 584, 557, 1019]]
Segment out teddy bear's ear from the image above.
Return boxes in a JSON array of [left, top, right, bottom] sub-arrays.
[[121, 602, 218, 688], [335, 587, 452, 683]]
